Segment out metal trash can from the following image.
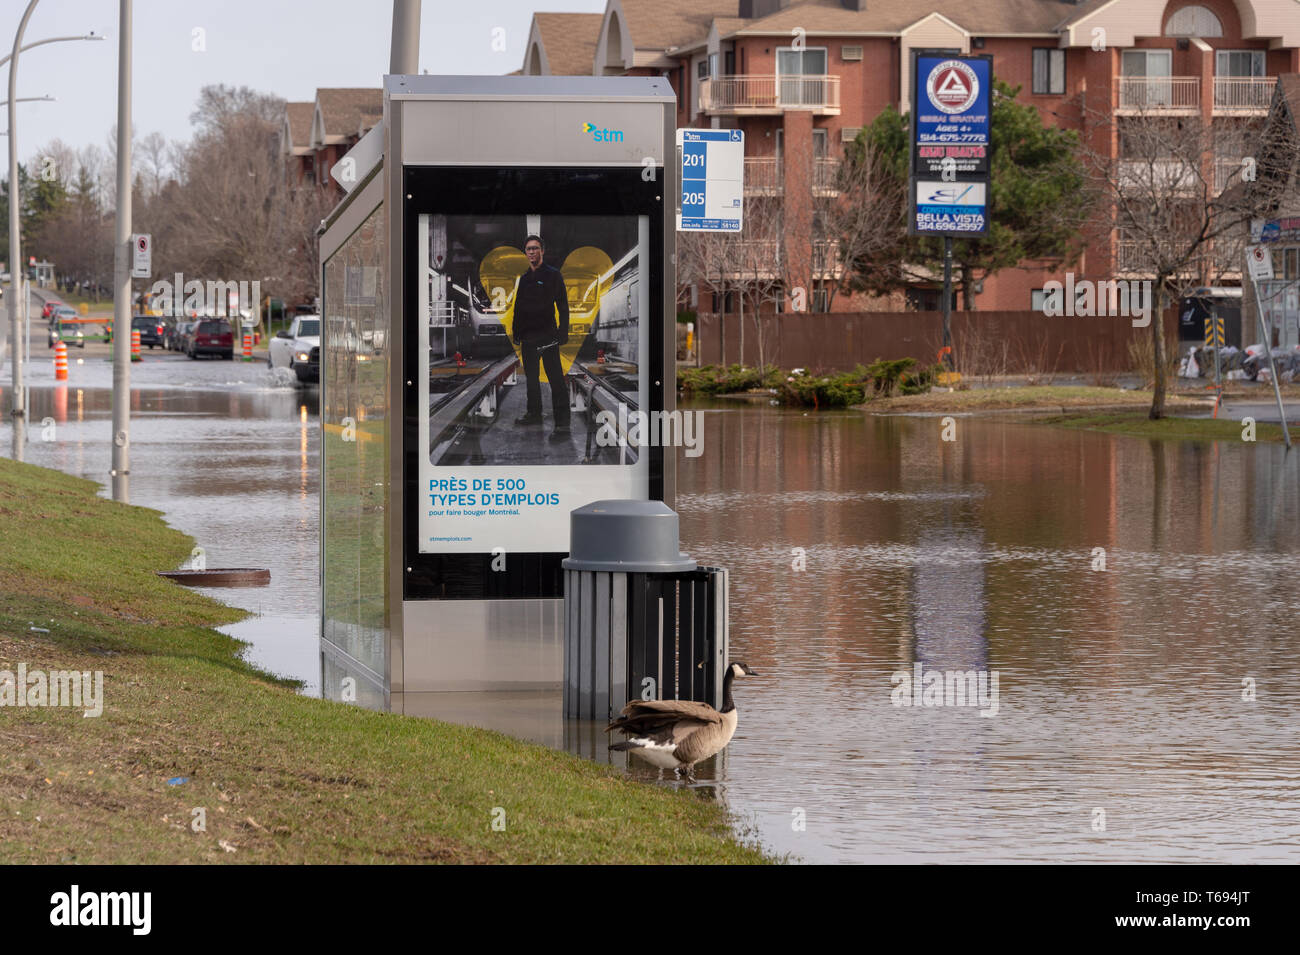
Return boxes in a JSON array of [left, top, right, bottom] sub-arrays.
[[562, 500, 729, 721]]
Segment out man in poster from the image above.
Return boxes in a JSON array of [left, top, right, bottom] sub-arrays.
[[512, 234, 571, 440]]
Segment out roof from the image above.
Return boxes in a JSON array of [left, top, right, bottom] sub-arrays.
[[533, 13, 603, 74], [315, 88, 383, 140], [617, 0, 737, 53], [715, 0, 1076, 38], [283, 102, 313, 151], [383, 74, 675, 102]]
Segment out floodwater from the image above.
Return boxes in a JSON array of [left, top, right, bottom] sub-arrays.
[[679, 402, 1300, 863], [5, 341, 1299, 863], [0, 346, 320, 693]]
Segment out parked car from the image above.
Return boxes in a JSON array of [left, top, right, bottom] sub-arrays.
[[41, 299, 64, 321], [268, 315, 321, 383], [188, 319, 233, 359], [48, 317, 85, 349], [164, 320, 187, 351], [132, 315, 165, 349]]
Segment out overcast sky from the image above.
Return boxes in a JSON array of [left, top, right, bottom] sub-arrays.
[[2, 0, 607, 163]]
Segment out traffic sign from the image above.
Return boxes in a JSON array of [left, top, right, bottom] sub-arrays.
[[131, 234, 152, 279], [676, 128, 744, 232], [1204, 316, 1225, 348], [1246, 244, 1273, 281]]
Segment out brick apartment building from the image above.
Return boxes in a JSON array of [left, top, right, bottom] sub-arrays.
[[280, 88, 382, 203], [522, 0, 1300, 314]]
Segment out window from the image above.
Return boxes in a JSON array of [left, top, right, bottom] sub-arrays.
[[708, 52, 719, 78], [1032, 285, 1089, 313], [1121, 50, 1173, 106], [777, 46, 829, 107], [811, 286, 830, 312], [1216, 50, 1265, 77], [1032, 48, 1065, 95], [696, 58, 709, 81], [1165, 5, 1224, 37], [906, 288, 957, 311], [1122, 50, 1172, 77], [774, 128, 827, 161], [777, 46, 828, 75], [1284, 247, 1299, 281], [724, 49, 735, 75]]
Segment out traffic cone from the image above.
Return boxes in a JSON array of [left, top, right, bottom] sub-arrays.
[[54, 341, 68, 381], [131, 329, 141, 362]]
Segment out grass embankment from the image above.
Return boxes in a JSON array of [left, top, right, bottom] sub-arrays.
[[864, 385, 1207, 413], [38, 290, 112, 315], [1035, 411, 1291, 443], [0, 458, 769, 864]]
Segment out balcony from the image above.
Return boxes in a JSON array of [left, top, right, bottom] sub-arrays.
[[1117, 159, 1199, 195], [814, 157, 840, 195], [700, 74, 841, 116], [744, 157, 782, 195], [1116, 239, 1239, 279], [1213, 76, 1276, 114], [1115, 77, 1200, 113], [742, 156, 842, 194], [812, 239, 844, 280], [1215, 157, 1246, 194]]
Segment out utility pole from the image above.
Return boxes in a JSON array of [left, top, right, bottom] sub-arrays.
[[110, 0, 132, 501], [390, 0, 421, 74]]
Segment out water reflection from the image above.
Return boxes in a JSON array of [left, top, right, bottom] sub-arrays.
[[678, 403, 1300, 863]]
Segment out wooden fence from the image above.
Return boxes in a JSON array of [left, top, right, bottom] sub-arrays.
[[690, 310, 1180, 373]]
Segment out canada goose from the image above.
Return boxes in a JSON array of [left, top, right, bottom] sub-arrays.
[[606, 662, 757, 774]]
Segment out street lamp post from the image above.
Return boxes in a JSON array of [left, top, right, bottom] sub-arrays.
[[5, 0, 104, 438], [6, 0, 41, 435]]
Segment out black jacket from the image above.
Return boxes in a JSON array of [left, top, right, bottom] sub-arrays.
[[512, 263, 569, 344]]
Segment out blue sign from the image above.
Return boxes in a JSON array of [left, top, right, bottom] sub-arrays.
[[913, 55, 992, 176], [677, 128, 744, 232], [913, 180, 988, 235]]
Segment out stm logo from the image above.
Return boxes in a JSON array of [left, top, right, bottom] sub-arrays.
[[583, 121, 623, 143]]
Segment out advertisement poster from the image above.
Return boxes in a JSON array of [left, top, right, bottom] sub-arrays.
[[417, 213, 650, 553], [912, 55, 992, 177], [913, 180, 988, 234]]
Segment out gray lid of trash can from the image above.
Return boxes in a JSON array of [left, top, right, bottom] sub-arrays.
[[562, 500, 696, 572]]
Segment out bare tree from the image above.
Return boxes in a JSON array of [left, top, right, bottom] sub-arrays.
[[817, 137, 908, 311], [1080, 102, 1287, 418], [677, 221, 744, 364]]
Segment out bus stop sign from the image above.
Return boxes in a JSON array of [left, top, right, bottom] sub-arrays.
[[677, 128, 743, 232]]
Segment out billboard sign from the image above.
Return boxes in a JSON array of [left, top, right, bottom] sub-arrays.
[[913, 54, 992, 177], [913, 180, 988, 234]]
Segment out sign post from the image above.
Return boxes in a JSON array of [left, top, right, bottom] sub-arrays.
[[1245, 244, 1290, 448], [909, 52, 993, 372]]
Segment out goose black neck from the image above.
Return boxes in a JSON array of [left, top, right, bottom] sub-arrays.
[[720, 667, 736, 713]]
